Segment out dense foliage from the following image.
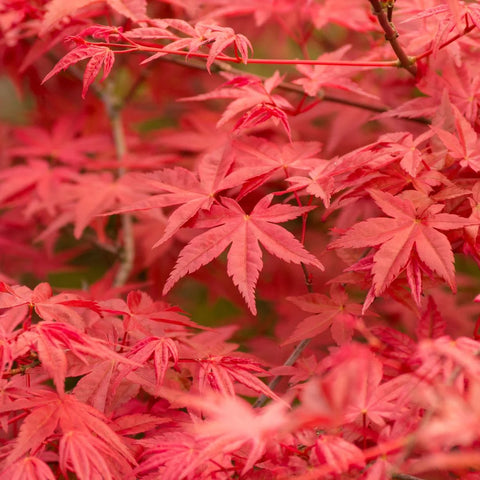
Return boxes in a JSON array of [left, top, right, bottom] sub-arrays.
[[1, 0, 480, 478]]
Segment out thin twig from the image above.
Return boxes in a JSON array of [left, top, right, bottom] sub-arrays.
[[253, 338, 311, 408], [392, 474, 426, 480], [3, 358, 40, 377]]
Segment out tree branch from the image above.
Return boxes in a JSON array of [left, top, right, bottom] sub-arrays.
[[393, 474, 426, 480], [101, 84, 135, 288], [369, 0, 417, 76], [163, 55, 430, 123]]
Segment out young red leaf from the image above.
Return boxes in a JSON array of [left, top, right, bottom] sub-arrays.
[[140, 21, 252, 72], [42, 45, 110, 87], [182, 72, 293, 135], [81, 47, 114, 98]]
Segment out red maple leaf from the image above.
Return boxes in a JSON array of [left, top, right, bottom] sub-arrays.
[[312, 435, 365, 474], [24, 321, 132, 394], [0, 456, 55, 480], [293, 45, 378, 99], [283, 285, 363, 345], [1, 390, 136, 473], [163, 194, 323, 314], [9, 116, 110, 166], [182, 72, 293, 137], [233, 136, 322, 199], [42, 44, 115, 98], [40, 0, 147, 34], [109, 146, 256, 247], [107, 290, 203, 335], [330, 189, 472, 300], [191, 354, 280, 400], [141, 19, 252, 71], [0, 282, 101, 328], [433, 104, 480, 172]]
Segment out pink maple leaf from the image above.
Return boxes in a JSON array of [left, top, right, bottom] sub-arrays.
[[40, 0, 147, 34], [283, 285, 363, 345], [42, 44, 115, 98], [1, 391, 136, 472], [0, 456, 55, 480], [107, 290, 202, 335], [163, 194, 323, 314], [434, 104, 480, 172], [141, 20, 252, 72], [330, 189, 473, 301], [0, 282, 101, 328], [109, 146, 256, 246], [312, 435, 365, 473], [182, 72, 293, 137], [294, 45, 378, 99], [192, 354, 280, 400], [9, 116, 111, 166]]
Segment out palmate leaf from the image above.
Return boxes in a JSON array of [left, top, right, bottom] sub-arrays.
[[142, 392, 289, 478], [59, 430, 116, 480], [0, 282, 102, 328], [0, 457, 55, 480], [5, 401, 61, 465], [42, 45, 115, 98], [134, 432, 202, 480], [313, 435, 365, 474], [330, 190, 473, 301], [140, 20, 252, 72], [182, 72, 293, 136], [163, 194, 323, 315], [23, 321, 135, 394], [1, 391, 136, 477], [283, 286, 362, 345], [40, 0, 147, 34], [193, 355, 280, 400], [108, 146, 259, 247]]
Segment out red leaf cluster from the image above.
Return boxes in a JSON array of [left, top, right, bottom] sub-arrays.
[[1, 0, 480, 478]]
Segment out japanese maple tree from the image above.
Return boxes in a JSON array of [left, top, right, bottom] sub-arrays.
[[2, 0, 480, 478]]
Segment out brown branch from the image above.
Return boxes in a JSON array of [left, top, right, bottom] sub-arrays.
[[392, 474, 426, 480], [253, 338, 311, 408], [45, 57, 136, 287], [3, 357, 40, 377], [369, 0, 417, 76]]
